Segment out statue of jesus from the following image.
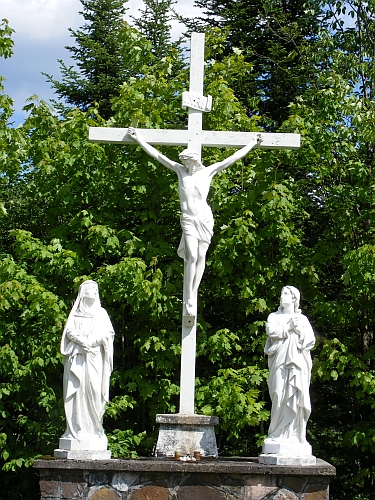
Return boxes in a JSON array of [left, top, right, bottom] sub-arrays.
[[128, 127, 260, 316]]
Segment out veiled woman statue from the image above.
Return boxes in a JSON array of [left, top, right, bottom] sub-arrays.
[[262, 286, 315, 459], [59, 280, 114, 452]]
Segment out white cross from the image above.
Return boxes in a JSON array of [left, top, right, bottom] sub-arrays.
[[89, 33, 300, 415]]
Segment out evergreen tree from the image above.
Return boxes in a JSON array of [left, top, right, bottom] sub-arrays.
[[45, 0, 128, 119], [132, 0, 182, 59], [191, 0, 328, 128]]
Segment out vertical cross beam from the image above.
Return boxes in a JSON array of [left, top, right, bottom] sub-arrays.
[[179, 33, 206, 415], [186, 32, 205, 161], [180, 273, 197, 413]]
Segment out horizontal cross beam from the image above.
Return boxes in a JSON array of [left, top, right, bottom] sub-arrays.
[[89, 127, 300, 150]]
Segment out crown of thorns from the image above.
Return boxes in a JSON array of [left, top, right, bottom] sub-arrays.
[[178, 149, 200, 161]]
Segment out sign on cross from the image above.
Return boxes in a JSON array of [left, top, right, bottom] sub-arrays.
[[89, 33, 300, 416]]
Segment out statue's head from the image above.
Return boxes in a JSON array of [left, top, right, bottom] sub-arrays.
[[76, 280, 100, 314], [79, 280, 99, 300], [279, 285, 301, 313], [178, 149, 203, 174]]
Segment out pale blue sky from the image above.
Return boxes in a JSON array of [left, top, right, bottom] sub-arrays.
[[1, 0, 202, 125]]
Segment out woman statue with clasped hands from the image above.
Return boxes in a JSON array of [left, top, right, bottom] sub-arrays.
[[60, 280, 114, 449], [263, 286, 315, 454]]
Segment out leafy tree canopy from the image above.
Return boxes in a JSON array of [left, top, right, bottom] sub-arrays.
[[2, 2, 375, 499]]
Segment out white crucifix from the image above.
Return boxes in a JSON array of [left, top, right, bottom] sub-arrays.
[[89, 33, 300, 417]]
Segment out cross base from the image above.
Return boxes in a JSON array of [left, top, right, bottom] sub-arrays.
[[154, 414, 219, 458]]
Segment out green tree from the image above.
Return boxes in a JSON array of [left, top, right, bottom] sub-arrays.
[[279, 2, 375, 496], [45, 0, 129, 119], [132, 0, 182, 59], [0, 18, 15, 219], [0, 18, 28, 250], [191, 0, 327, 128], [5, 4, 375, 499]]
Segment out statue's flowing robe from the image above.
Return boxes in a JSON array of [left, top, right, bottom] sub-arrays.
[[177, 207, 214, 261], [264, 310, 315, 442], [61, 308, 114, 440]]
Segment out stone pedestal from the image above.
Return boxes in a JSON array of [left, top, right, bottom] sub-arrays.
[[34, 456, 336, 499], [154, 414, 219, 458], [259, 439, 316, 466], [54, 435, 111, 460]]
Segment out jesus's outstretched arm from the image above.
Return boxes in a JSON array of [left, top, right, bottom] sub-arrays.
[[205, 135, 262, 177], [128, 127, 180, 172]]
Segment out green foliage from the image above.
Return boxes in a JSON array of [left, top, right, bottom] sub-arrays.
[[107, 429, 146, 458], [0, 19, 27, 221], [196, 365, 269, 440], [45, 0, 130, 119], [0, 18, 14, 59], [4, 2, 375, 499], [132, 0, 183, 60], [0, 256, 65, 500], [191, 0, 327, 127], [279, 4, 375, 494]]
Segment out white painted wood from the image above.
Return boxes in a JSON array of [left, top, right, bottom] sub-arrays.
[[189, 33, 205, 94], [179, 34, 206, 413], [89, 127, 188, 145], [179, 315, 197, 415], [186, 33, 205, 161], [89, 127, 300, 150], [201, 131, 301, 149]]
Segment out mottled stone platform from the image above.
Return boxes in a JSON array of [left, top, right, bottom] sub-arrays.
[[155, 414, 219, 458], [34, 456, 335, 499]]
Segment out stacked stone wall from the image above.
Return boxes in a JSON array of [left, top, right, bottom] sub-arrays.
[[35, 457, 335, 500]]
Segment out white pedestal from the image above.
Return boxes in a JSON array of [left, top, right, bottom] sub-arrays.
[[154, 414, 219, 458], [259, 438, 316, 466], [54, 435, 111, 460], [53, 449, 111, 460]]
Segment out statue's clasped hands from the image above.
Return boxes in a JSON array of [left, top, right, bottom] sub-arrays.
[[289, 316, 301, 335], [81, 342, 91, 353], [74, 335, 91, 353]]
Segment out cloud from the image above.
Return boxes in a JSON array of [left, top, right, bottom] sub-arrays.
[[2, 0, 84, 121], [1, 0, 203, 124], [2, 0, 82, 41]]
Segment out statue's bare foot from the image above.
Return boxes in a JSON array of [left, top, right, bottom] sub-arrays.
[[185, 301, 196, 316]]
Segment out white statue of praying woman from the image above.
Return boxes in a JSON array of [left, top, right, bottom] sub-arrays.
[[128, 127, 260, 316], [59, 280, 114, 450], [262, 286, 315, 457]]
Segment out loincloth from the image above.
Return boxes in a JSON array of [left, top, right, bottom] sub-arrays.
[[177, 210, 214, 261]]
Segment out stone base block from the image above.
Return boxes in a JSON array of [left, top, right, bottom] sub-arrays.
[[259, 453, 317, 466], [54, 435, 111, 460], [155, 414, 219, 458], [58, 435, 108, 451], [262, 438, 312, 456], [53, 449, 112, 460]]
